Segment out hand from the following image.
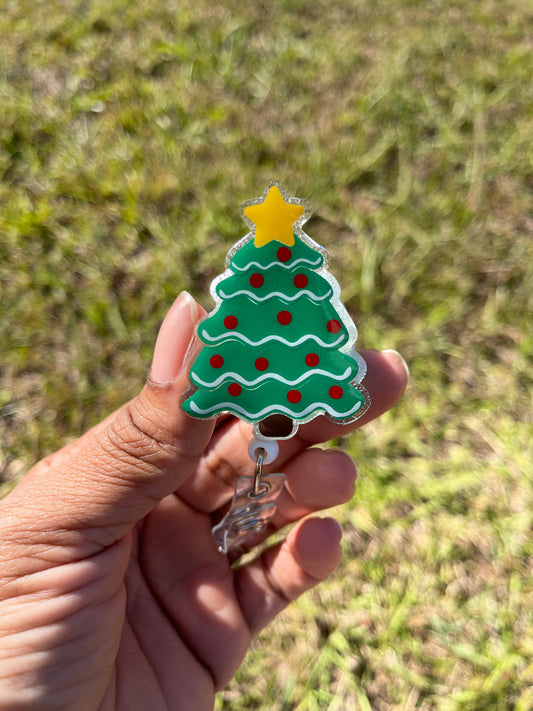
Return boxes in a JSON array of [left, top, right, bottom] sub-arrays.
[[0, 292, 408, 711]]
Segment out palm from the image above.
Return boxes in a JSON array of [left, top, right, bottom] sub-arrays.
[[89, 501, 229, 710], [95, 433, 354, 711], [100, 481, 332, 710], [99, 483, 296, 711], [104, 500, 233, 711]]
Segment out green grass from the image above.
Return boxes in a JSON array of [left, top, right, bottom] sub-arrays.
[[1, 0, 533, 708]]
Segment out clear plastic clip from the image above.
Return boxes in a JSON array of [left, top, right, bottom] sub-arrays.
[[212, 444, 285, 556]]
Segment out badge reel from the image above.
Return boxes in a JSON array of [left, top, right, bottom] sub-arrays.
[[182, 182, 370, 555]]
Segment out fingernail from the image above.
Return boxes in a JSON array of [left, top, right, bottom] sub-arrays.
[[150, 292, 199, 384], [382, 349, 410, 377]]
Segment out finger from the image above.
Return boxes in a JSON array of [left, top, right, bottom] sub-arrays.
[[178, 348, 408, 513], [176, 415, 253, 508], [272, 447, 356, 527], [0, 292, 214, 557], [234, 516, 344, 635]]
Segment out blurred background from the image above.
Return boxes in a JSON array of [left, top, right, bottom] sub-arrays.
[[1, 0, 532, 708]]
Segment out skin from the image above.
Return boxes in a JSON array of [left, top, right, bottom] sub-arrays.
[[0, 292, 408, 711]]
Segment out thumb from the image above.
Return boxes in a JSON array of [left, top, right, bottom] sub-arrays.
[[1, 292, 214, 554]]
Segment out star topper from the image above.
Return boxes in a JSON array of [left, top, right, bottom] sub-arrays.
[[242, 183, 307, 247]]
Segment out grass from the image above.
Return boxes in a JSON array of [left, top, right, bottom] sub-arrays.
[[1, 0, 533, 708]]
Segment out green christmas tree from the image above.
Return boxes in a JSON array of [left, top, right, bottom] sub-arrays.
[[182, 183, 369, 438]]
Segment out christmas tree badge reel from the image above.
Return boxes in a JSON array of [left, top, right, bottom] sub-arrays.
[[182, 182, 370, 555]]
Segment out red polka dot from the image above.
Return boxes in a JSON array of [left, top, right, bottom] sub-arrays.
[[224, 315, 238, 329], [210, 354, 224, 368], [277, 247, 292, 262], [228, 383, 242, 397], [305, 353, 319, 367], [327, 319, 342, 333], [293, 273, 308, 288], [329, 386, 343, 399], [255, 357, 269, 371], [249, 273, 264, 288], [277, 310, 292, 325], [287, 389, 301, 403]]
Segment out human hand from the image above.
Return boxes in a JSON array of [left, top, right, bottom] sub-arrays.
[[0, 292, 408, 711]]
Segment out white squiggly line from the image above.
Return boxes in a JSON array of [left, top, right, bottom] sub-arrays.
[[191, 365, 353, 389], [216, 288, 330, 303], [198, 330, 345, 348], [188, 399, 363, 420], [231, 255, 322, 272]]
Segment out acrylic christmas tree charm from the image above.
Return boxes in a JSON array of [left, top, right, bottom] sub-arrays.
[[182, 182, 370, 554]]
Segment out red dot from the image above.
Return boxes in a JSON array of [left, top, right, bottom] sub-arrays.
[[287, 389, 301, 403], [327, 319, 342, 333], [293, 273, 308, 288], [255, 357, 269, 371], [329, 386, 343, 399], [249, 273, 264, 288], [277, 247, 292, 262], [228, 383, 242, 397], [277, 310, 292, 325], [305, 353, 319, 367], [224, 315, 238, 329], [210, 354, 224, 368]]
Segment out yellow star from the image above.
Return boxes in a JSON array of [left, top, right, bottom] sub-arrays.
[[244, 185, 305, 247]]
